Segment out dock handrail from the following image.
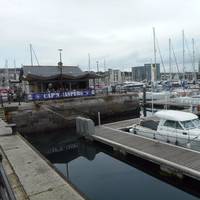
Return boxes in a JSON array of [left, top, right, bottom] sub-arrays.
[[0, 154, 16, 200]]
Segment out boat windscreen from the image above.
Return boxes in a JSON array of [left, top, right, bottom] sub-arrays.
[[191, 118, 200, 128], [181, 120, 195, 129]]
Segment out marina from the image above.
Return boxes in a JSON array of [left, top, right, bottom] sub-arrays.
[[2, 1, 200, 199]]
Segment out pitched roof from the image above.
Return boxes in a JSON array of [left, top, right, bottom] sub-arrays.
[[23, 65, 83, 77], [22, 65, 97, 80]]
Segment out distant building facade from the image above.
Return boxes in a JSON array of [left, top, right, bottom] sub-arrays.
[[90, 69, 132, 88], [108, 69, 122, 85], [132, 63, 160, 82], [0, 68, 20, 87]]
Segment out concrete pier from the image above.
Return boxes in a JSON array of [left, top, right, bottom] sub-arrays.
[[0, 121, 85, 199]]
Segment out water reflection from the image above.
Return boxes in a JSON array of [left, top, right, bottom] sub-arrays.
[[25, 130, 200, 200]]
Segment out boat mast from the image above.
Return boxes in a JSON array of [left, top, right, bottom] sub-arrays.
[[192, 38, 196, 82], [30, 44, 33, 66], [153, 27, 157, 83], [104, 59, 106, 72], [5, 60, 9, 88], [152, 27, 157, 115], [88, 53, 91, 71], [14, 59, 17, 80], [169, 38, 172, 81], [182, 30, 185, 80]]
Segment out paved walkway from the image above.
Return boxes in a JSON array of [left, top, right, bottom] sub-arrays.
[[0, 121, 85, 199]]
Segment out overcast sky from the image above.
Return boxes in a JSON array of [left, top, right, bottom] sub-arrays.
[[1, 0, 200, 72]]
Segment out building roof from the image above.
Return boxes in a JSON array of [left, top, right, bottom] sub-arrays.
[[21, 65, 97, 81], [154, 110, 198, 122]]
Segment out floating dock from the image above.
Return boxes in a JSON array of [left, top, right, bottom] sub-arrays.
[[79, 118, 200, 181]]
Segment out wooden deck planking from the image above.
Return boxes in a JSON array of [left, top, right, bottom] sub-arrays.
[[93, 125, 200, 179]]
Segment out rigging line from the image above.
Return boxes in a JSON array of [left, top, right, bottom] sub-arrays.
[[32, 47, 40, 66], [185, 39, 192, 58], [185, 39, 193, 73], [171, 44, 181, 80], [185, 39, 193, 69], [185, 38, 196, 75], [156, 37, 166, 74], [184, 35, 197, 79]]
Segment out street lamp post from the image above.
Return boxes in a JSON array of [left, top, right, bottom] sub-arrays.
[[58, 49, 63, 90]]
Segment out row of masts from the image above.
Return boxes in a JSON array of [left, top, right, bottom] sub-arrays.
[[88, 53, 107, 72], [153, 28, 198, 82]]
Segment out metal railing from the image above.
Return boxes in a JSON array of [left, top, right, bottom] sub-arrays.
[[0, 154, 16, 200]]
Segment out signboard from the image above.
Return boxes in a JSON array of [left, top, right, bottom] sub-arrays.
[[28, 89, 95, 101]]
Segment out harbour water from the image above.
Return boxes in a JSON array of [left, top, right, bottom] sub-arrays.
[[24, 129, 200, 200]]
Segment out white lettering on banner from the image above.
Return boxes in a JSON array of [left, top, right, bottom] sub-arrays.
[[28, 89, 95, 101]]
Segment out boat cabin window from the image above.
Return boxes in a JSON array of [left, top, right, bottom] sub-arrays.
[[192, 119, 200, 128], [163, 120, 183, 130], [164, 120, 176, 128], [176, 122, 183, 130], [181, 118, 200, 129], [181, 120, 195, 129]]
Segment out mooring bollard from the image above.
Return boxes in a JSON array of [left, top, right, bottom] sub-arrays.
[[98, 112, 101, 126], [76, 117, 95, 136]]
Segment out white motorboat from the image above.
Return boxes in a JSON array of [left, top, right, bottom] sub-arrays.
[[129, 110, 200, 147]]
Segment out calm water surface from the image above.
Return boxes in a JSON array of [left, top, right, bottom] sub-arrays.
[[25, 129, 200, 200]]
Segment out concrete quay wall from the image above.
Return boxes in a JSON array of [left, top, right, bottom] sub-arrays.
[[0, 119, 85, 200], [8, 94, 139, 134], [0, 135, 86, 200]]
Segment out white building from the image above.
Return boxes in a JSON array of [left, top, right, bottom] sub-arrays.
[[108, 69, 122, 85]]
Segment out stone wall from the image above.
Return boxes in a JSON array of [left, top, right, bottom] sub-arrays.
[[8, 94, 140, 134]]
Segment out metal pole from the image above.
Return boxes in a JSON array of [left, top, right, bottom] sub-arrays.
[[58, 49, 63, 89], [96, 61, 99, 72], [151, 85, 154, 115], [169, 38, 172, 81], [143, 85, 146, 117], [88, 53, 91, 72], [143, 86, 146, 115], [104, 59, 106, 72], [30, 44, 33, 66], [192, 38, 196, 82], [96, 61, 99, 87], [153, 27, 157, 82], [98, 112, 101, 126], [182, 30, 185, 80]]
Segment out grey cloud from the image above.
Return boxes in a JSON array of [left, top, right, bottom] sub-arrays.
[[0, 0, 200, 72]]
